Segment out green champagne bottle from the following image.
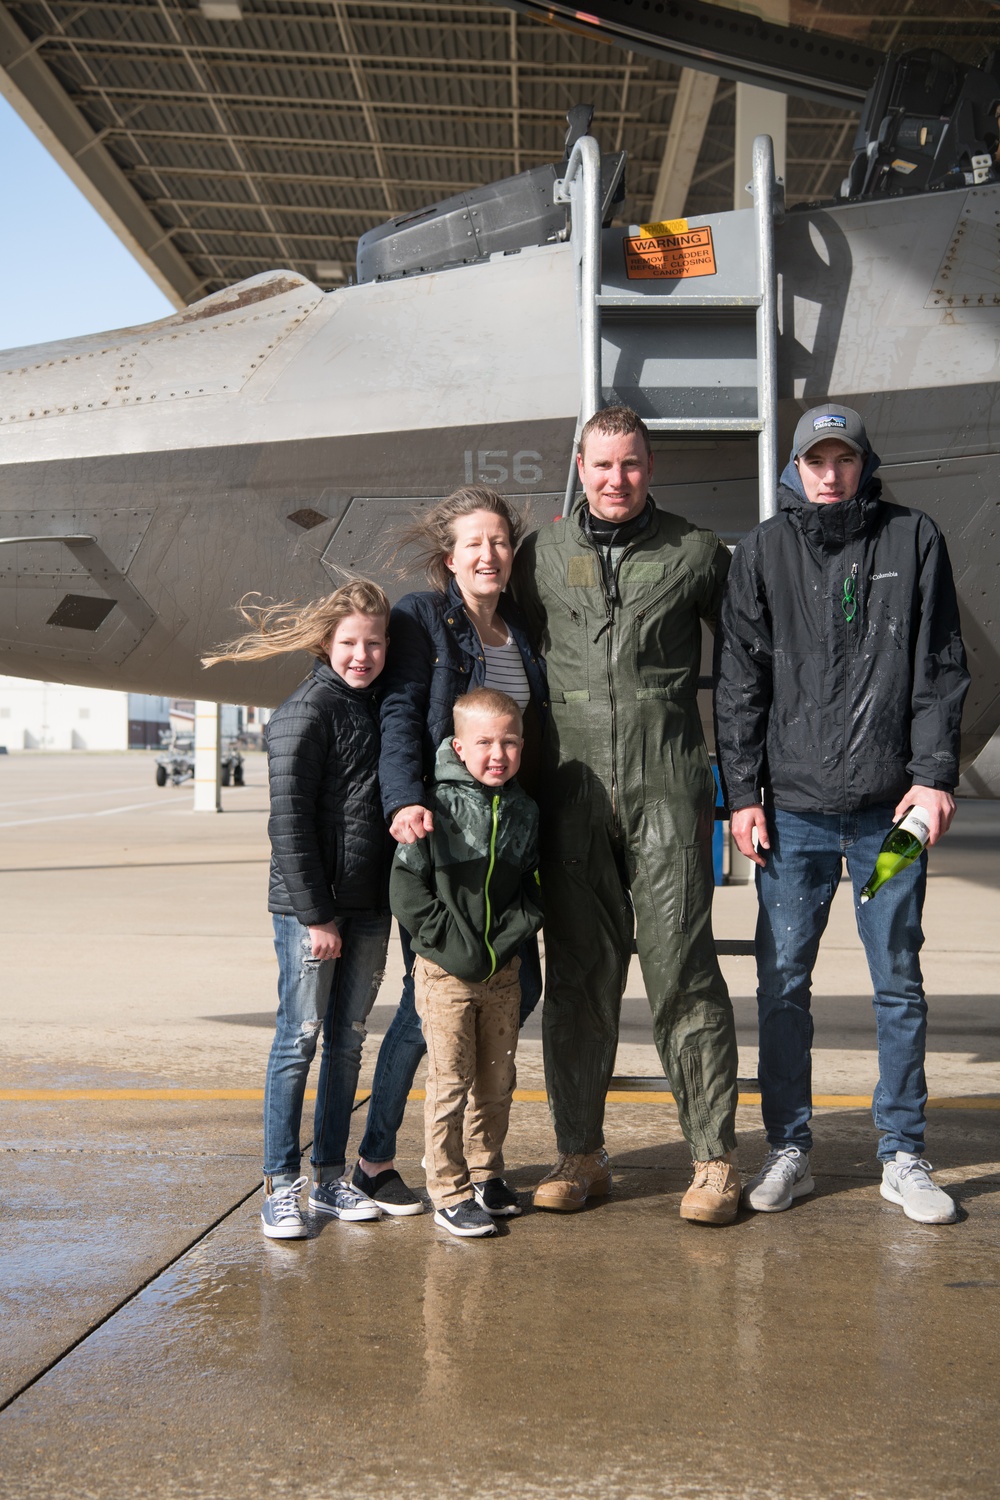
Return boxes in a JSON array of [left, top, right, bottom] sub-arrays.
[[858, 807, 931, 904]]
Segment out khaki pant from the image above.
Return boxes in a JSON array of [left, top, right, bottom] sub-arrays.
[[413, 955, 521, 1210]]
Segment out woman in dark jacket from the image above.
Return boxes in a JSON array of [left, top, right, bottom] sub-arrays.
[[349, 485, 549, 1215]]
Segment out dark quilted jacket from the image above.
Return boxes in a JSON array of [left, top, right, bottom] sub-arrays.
[[266, 660, 390, 923], [378, 578, 549, 821]]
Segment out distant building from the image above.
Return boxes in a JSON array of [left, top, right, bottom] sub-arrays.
[[129, 693, 173, 750], [0, 674, 132, 751], [0, 676, 255, 752]]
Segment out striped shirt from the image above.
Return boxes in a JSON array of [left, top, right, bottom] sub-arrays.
[[482, 635, 531, 709]]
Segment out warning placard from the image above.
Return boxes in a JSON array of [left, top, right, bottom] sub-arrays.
[[624, 225, 717, 281]]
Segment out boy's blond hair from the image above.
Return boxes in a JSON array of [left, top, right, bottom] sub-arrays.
[[452, 687, 523, 734]]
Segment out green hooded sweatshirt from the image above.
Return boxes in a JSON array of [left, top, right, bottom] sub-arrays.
[[389, 740, 542, 984]]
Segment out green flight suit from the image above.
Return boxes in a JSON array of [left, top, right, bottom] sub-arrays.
[[514, 503, 739, 1161]]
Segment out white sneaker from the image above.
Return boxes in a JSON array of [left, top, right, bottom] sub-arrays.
[[880, 1153, 957, 1224], [741, 1146, 814, 1212]]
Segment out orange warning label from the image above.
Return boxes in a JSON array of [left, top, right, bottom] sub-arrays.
[[624, 225, 717, 280]]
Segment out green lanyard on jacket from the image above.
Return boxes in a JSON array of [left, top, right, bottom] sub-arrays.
[[483, 793, 500, 977]]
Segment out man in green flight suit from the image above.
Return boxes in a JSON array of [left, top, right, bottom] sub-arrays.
[[513, 405, 740, 1223]]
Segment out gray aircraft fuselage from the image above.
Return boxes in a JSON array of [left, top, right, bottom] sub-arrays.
[[0, 184, 998, 781]]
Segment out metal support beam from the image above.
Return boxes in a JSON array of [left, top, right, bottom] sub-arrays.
[[0, 3, 200, 307], [509, 10, 521, 175], [500, 0, 881, 109], [555, 133, 602, 517], [193, 701, 222, 813], [734, 0, 788, 210], [331, 0, 396, 215], [734, 83, 786, 208], [649, 67, 719, 223]]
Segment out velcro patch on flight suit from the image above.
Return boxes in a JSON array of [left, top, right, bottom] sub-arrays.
[[567, 556, 600, 587], [620, 561, 664, 583]]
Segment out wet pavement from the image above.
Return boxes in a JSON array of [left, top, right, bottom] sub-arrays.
[[1, 754, 998, 1498]]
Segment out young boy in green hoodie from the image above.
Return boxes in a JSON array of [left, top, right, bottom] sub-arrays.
[[390, 687, 543, 1239]]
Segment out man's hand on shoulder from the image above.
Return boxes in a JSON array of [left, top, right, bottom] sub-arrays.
[[893, 786, 955, 846], [390, 804, 435, 843], [730, 804, 770, 867]]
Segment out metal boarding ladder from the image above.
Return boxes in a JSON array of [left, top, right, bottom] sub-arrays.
[[556, 131, 782, 526], [554, 136, 779, 1093]]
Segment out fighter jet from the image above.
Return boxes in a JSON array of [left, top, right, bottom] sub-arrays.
[[1, 50, 998, 785]]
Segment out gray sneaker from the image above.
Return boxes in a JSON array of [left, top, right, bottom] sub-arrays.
[[742, 1147, 814, 1212], [308, 1178, 381, 1221], [261, 1175, 308, 1239], [433, 1199, 498, 1238], [880, 1153, 957, 1224]]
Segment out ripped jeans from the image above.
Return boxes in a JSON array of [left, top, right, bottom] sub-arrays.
[[264, 909, 391, 1187]]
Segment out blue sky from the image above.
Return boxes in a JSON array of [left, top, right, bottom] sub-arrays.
[[0, 96, 174, 352]]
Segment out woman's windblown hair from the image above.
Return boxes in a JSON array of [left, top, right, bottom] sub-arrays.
[[394, 486, 524, 593], [201, 578, 390, 668]]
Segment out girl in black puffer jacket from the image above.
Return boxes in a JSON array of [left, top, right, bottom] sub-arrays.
[[203, 579, 393, 1240]]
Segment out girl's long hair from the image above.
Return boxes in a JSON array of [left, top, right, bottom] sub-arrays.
[[395, 486, 524, 593], [201, 578, 390, 667]]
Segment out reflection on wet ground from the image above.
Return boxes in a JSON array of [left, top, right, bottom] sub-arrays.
[[3, 1138, 998, 1500], [0, 758, 997, 1497]]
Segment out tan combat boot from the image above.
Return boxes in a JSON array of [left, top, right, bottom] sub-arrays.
[[532, 1148, 612, 1212], [679, 1153, 740, 1225]]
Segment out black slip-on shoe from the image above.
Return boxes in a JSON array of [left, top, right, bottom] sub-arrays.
[[351, 1163, 424, 1216]]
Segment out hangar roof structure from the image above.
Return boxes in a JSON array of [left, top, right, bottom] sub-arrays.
[[1, 0, 999, 307]]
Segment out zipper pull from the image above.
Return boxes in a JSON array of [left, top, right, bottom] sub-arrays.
[[594, 596, 614, 642], [841, 562, 858, 622]]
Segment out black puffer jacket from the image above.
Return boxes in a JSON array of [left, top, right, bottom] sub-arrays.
[[378, 578, 548, 821], [266, 660, 390, 923], [714, 463, 969, 815]]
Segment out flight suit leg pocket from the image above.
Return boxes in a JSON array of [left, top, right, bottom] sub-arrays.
[[642, 841, 699, 935]]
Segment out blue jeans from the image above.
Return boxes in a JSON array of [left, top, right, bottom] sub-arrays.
[[755, 805, 928, 1161], [264, 909, 391, 1187], [357, 926, 542, 1164]]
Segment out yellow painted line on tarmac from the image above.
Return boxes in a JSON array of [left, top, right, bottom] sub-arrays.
[[411, 1090, 1000, 1110], [3, 1088, 1000, 1111], [2, 1088, 269, 1101]]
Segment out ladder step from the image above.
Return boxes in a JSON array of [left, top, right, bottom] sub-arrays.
[[597, 294, 762, 311], [644, 417, 764, 434]]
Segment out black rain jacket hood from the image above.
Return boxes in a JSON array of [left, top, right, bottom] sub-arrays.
[[714, 442, 969, 814]]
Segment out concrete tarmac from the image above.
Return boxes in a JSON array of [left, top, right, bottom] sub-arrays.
[[1, 752, 998, 1498]]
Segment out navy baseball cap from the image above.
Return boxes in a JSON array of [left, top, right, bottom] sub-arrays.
[[792, 405, 870, 459]]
